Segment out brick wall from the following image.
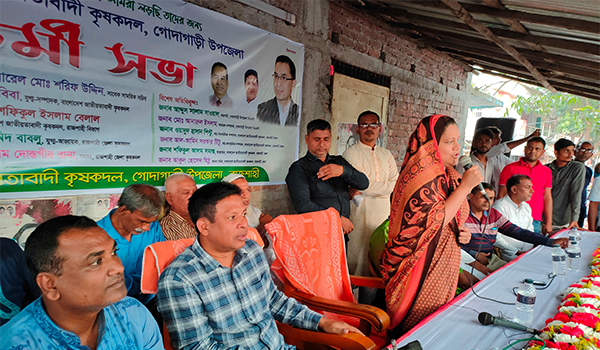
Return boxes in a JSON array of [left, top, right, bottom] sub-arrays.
[[328, 1, 469, 162], [0, 0, 471, 236], [248, 0, 470, 215]]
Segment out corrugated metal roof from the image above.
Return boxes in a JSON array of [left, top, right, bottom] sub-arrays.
[[501, 0, 600, 18], [524, 23, 599, 43], [342, 0, 600, 99]]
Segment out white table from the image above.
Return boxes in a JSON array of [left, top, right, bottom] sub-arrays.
[[393, 229, 600, 350]]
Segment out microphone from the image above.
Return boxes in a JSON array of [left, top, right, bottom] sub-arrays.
[[459, 155, 489, 201], [478, 312, 540, 335], [391, 340, 422, 350]]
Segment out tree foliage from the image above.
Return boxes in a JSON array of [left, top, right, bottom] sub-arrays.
[[509, 89, 600, 148]]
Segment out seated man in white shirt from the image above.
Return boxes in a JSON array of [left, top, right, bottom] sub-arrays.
[[492, 174, 535, 261], [222, 174, 273, 234], [222, 173, 275, 264]]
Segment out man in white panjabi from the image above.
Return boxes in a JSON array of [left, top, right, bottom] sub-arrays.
[[342, 111, 398, 277]]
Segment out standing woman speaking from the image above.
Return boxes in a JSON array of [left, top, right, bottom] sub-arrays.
[[381, 115, 482, 334]]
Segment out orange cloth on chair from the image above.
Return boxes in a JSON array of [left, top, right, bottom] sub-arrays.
[[266, 208, 356, 323], [246, 227, 264, 248], [140, 228, 263, 294], [141, 238, 195, 294]]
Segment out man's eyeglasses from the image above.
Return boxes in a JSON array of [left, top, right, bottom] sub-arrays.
[[578, 148, 595, 154], [358, 123, 381, 129], [272, 73, 294, 82]]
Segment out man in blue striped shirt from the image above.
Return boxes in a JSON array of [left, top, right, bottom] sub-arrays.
[[157, 182, 361, 349], [462, 183, 568, 271]]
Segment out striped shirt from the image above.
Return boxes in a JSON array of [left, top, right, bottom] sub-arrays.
[[156, 239, 322, 350], [159, 210, 197, 241], [462, 208, 552, 257]]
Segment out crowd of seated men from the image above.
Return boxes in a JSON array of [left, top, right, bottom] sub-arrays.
[[453, 128, 597, 288], [0, 171, 362, 349], [0, 117, 598, 349]]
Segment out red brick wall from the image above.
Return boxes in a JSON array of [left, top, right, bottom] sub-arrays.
[[328, 1, 469, 162]]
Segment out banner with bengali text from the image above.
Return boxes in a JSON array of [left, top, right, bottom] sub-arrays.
[[0, 0, 303, 198]]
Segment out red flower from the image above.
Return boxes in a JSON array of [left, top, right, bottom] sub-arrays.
[[558, 325, 584, 337], [570, 312, 600, 328], [543, 340, 577, 350], [554, 313, 571, 323]]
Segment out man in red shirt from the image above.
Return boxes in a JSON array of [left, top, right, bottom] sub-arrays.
[[498, 137, 553, 235]]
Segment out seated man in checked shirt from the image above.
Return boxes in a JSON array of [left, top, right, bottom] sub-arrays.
[[156, 182, 361, 349]]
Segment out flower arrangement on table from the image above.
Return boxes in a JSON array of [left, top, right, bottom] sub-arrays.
[[524, 247, 600, 350]]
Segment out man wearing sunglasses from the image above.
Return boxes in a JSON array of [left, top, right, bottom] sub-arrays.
[[257, 55, 299, 126], [574, 141, 595, 228], [342, 111, 398, 279]]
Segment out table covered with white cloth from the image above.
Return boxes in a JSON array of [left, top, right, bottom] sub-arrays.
[[393, 229, 600, 350]]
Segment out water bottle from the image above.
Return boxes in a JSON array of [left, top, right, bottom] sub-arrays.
[[552, 244, 567, 276], [568, 227, 580, 246], [567, 241, 581, 271], [514, 279, 536, 324]]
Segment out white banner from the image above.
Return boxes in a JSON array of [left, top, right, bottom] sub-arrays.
[[0, 0, 303, 197]]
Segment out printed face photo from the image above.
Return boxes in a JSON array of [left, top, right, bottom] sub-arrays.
[[211, 66, 229, 99], [245, 74, 258, 102]]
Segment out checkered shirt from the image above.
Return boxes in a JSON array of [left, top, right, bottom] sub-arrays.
[[157, 239, 322, 349]]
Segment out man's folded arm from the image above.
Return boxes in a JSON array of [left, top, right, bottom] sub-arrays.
[[339, 159, 369, 190], [286, 163, 328, 213]]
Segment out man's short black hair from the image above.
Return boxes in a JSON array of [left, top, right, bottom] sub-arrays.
[[485, 126, 502, 136], [275, 55, 296, 80], [306, 119, 331, 135], [244, 69, 258, 84], [473, 128, 494, 141], [506, 174, 531, 193], [211, 62, 228, 80], [527, 136, 546, 148], [25, 215, 98, 276], [188, 182, 242, 226], [357, 110, 380, 125], [577, 140, 593, 149], [471, 182, 495, 195], [554, 138, 575, 152]]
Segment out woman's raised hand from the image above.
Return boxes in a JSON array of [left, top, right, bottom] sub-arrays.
[[460, 166, 484, 190]]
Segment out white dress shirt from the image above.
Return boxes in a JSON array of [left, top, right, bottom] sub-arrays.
[[457, 152, 506, 194], [492, 195, 534, 258]]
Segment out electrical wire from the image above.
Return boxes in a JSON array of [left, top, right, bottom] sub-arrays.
[[501, 337, 546, 350], [535, 273, 556, 290], [467, 196, 516, 305], [448, 303, 480, 314], [511, 273, 557, 296]]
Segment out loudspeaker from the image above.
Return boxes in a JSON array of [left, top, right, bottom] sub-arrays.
[[474, 118, 516, 142]]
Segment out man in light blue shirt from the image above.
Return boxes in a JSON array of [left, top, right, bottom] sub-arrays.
[[97, 184, 165, 304], [0, 215, 162, 349]]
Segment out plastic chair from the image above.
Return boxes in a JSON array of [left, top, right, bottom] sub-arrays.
[[266, 208, 389, 349], [141, 228, 374, 349]]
